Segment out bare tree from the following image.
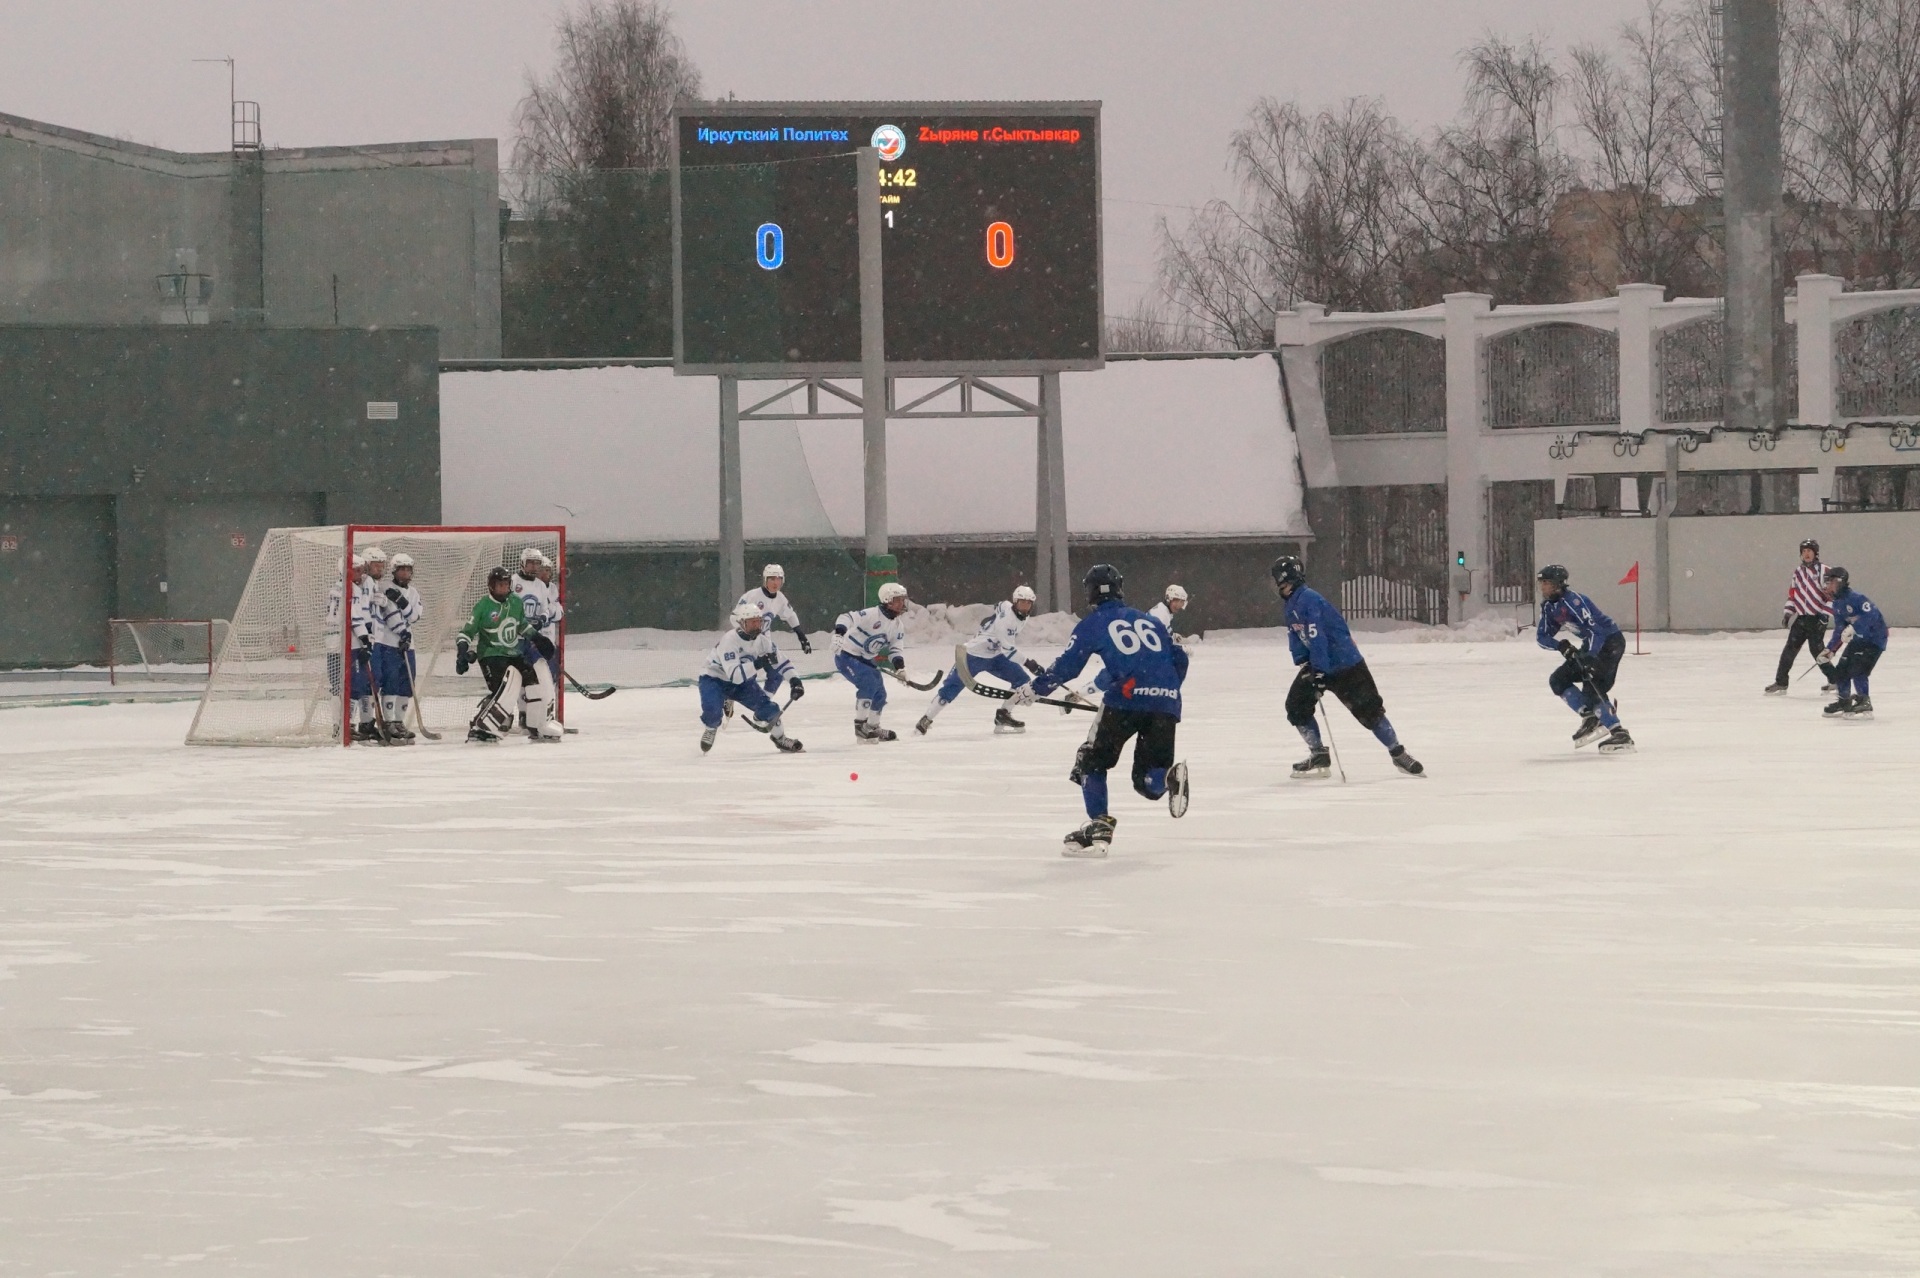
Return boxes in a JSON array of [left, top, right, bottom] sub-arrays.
[[503, 1, 701, 357], [1104, 295, 1207, 353], [1159, 97, 1418, 346], [1405, 35, 1577, 302], [1567, 0, 1718, 293], [1793, 0, 1920, 288], [512, 0, 702, 199]]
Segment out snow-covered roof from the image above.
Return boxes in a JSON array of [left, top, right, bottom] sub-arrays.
[[440, 355, 1307, 543]]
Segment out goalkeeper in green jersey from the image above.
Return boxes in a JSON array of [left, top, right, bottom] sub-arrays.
[[457, 566, 560, 743]]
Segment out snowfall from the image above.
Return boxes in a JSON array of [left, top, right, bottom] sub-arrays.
[[4, 625, 1919, 1276]]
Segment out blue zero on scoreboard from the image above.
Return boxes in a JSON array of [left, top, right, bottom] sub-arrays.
[[672, 102, 1103, 373]]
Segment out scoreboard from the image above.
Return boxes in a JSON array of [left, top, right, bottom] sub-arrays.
[[672, 102, 1103, 374]]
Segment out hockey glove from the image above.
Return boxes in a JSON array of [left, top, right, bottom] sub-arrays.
[[531, 633, 556, 660], [385, 587, 407, 608], [1010, 684, 1037, 707], [833, 624, 848, 637], [796, 631, 812, 655], [1023, 658, 1046, 676], [890, 654, 906, 673], [357, 635, 374, 660], [1305, 667, 1328, 689], [788, 677, 805, 702], [753, 654, 775, 672], [455, 638, 472, 676], [1557, 640, 1579, 659], [397, 633, 411, 652]]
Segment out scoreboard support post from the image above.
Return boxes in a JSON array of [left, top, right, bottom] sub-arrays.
[[857, 146, 892, 580], [717, 376, 746, 624], [1035, 372, 1071, 612]]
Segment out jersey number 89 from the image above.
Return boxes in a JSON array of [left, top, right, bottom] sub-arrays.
[[1107, 618, 1164, 655]]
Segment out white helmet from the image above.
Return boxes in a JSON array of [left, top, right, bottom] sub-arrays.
[[520, 546, 546, 565], [362, 546, 388, 565], [877, 582, 907, 606], [731, 601, 764, 628], [350, 554, 366, 570], [390, 553, 414, 570], [762, 563, 785, 581], [1165, 584, 1189, 602], [1012, 585, 1037, 604]]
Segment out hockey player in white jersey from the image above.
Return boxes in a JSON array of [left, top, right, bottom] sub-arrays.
[[698, 603, 805, 754], [349, 551, 381, 740], [917, 585, 1036, 735], [833, 581, 912, 742], [737, 564, 813, 654], [327, 554, 365, 718], [370, 552, 423, 742], [1150, 585, 1188, 631], [512, 548, 562, 729]]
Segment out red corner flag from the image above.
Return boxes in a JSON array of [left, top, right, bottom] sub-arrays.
[[1619, 561, 1641, 585]]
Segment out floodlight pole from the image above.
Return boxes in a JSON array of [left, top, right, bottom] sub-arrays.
[[1035, 372, 1070, 612], [717, 376, 745, 624], [857, 146, 896, 602]]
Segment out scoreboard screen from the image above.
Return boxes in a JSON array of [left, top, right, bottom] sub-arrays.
[[672, 102, 1102, 374]]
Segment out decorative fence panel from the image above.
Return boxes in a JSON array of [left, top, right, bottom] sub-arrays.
[[1320, 329, 1447, 436], [1487, 323, 1620, 429], [1838, 308, 1920, 418], [1331, 483, 1448, 624]]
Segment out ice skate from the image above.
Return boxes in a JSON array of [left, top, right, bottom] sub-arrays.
[[1167, 762, 1190, 818], [1763, 681, 1788, 696], [993, 707, 1025, 734], [527, 720, 563, 743], [855, 720, 898, 743], [1291, 748, 1332, 779], [915, 715, 934, 735], [354, 721, 382, 743], [1390, 745, 1424, 776], [1845, 696, 1874, 720], [1597, 726, 1636, 754], [467, 723, 501, 744], [1572, 714, 1607, 747], [1062, 814, 1116, 858], [699, 727, 717, 753], [1823, 695, 1853, 718], [771, 733, 805, 753]]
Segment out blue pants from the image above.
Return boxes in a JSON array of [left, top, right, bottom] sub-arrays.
[[699, 675, 781, 729], [1833, 637, 1884, 698], [935, 653, 1029, 705], [346, 649, 372, 700], [835, 652, 887, 715], [373, 644, 416, 696]]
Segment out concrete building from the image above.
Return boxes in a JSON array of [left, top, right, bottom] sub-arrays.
[[0, 110, 501, 357], [0, 325, 440, 665]]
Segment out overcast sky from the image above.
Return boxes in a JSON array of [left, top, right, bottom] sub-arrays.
[[0, 0, 1656, 309]]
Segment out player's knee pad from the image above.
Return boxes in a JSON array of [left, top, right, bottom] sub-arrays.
[[1351, 696, 1386, 731], [1548, 665, 1578, 698]]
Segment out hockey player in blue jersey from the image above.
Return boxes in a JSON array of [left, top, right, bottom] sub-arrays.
[[1536, 565, 1634, 753], [1029, 564, 1190, 857], [1818, 565, 1888, 719], [698, 602, 804, 754], [917, 585, 1037, 736], [1270, 557, 1423, 778], [833, 581, 913, 742]]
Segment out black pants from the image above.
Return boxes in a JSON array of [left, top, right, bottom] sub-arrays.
[[1549, 631, 1625, 706], [1083, 707, 1178, 798], [1285, 660, 1386, 730], [480, 654, 540, 697], [1775, 614, 1829, 684], [1835, 637, 1883, 692]]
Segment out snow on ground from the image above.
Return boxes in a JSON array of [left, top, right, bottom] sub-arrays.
[[3, 632, 1919, 1274]]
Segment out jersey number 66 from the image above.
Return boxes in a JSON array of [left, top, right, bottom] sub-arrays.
[[1107, 618, 1164, 655]]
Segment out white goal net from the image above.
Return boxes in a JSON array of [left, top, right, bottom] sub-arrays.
[[186, 525, 564, 746], [109, 619, 229, 683]]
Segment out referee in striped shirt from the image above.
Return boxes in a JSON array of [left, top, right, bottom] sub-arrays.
[[1766, 538, 1833, 694]]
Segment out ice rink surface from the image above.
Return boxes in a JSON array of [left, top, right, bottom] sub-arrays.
[[3, 631, 1919, 1275]]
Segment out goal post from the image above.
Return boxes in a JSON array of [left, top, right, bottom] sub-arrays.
[[186, 524, 566, 747]]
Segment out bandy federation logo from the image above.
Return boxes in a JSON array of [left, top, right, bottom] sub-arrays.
[[871, 124, 906, 163]]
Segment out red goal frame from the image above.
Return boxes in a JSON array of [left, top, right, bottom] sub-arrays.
[[341, 525, 567, 747]]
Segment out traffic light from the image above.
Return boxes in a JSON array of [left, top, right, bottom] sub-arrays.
[[1451, 550, 1471, 596]]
